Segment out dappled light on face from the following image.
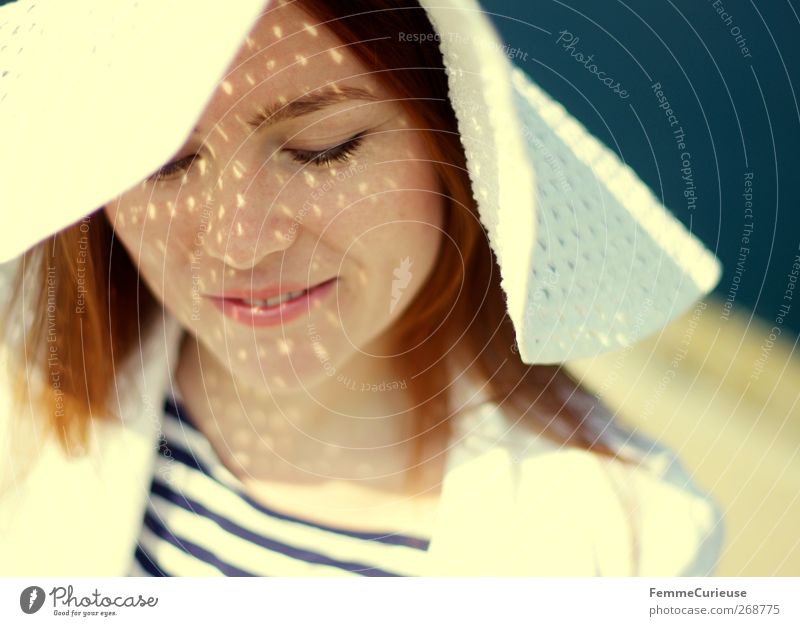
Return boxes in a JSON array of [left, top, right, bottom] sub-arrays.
[[322, 311, 341, 330], [99, 0, 447, 418], [214, 124, 230, 142], [311, 341, 330, 362], [231, 428, 258, 448], [276, 338, 293, 355], [233, 450, 251, 466], [124, 201, 145, 222], [270, 375, 287, 388], [300, 203, 322, 218], [328, 49, 344, 65]]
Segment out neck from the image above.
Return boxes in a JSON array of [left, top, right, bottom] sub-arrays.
[[174, 330, 424, 486]]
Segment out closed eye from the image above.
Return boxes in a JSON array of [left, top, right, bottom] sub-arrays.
[[147, 154, 199, 182], [147, 131, 367, 183], [287, 131, 366, 167]]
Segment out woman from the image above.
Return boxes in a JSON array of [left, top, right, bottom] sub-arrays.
[[0, 0, 723, 576]]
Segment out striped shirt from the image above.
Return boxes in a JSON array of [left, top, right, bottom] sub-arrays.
[[128, 396, 432, 576]]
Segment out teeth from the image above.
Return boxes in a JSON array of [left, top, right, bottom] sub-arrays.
[[241, 289, 306, 307]]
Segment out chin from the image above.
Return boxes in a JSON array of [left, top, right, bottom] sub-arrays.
[[245, 350, 342, 391]]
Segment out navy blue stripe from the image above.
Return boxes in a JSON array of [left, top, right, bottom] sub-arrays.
[[163, 396, 200, 431], [133, 544, 168, 577], [160, 397, 430, 550], [150, 478, 400, 577], [143, 510, 256, 577]]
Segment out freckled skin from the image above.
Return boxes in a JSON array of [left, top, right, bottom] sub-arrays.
[[104, 1, 444, 393], [102, 1, 448, 507]]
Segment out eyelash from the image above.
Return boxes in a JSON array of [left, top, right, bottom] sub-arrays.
[[148, 132, 366, 182], [288, 131, 365, 167]]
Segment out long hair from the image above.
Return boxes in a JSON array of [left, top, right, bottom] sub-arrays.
[[3, 1, 636, 504]]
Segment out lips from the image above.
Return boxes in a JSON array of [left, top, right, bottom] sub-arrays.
[[205, 277, 339, 327], [210, 278, 337, 302]]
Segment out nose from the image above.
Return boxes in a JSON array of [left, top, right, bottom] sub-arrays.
[[200, 166, 297, 270]]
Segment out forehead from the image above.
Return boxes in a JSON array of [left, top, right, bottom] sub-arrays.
[[195, 1, 379, 132]]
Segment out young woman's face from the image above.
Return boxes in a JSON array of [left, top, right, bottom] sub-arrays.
[[103, 1, 445, 392]]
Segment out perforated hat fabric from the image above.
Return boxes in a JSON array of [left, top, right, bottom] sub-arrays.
[[0, 0, 722, 364], [508, 69, 720, 362], [418, 0, 721, 363]]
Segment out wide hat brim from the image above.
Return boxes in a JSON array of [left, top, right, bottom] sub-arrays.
[[0, 0, 721, 364]]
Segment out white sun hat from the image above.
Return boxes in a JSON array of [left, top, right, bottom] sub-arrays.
[[0, 0, 721, 364]]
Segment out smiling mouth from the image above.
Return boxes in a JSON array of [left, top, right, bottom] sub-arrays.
[[205, 277, 339, 327], [236, 288, 310, 308]]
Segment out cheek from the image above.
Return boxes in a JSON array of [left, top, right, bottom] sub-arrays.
[[338, 160, 443, 247], [311, 163, 444, 290], [104, 200, 197, 292]]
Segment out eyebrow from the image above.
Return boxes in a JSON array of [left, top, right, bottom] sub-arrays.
[[242, 85, 380, 130]]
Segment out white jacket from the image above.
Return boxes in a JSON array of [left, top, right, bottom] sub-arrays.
[[0, 258, 724, 577]]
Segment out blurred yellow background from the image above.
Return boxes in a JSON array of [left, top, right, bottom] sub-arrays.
[[566, 294, 800, 576]]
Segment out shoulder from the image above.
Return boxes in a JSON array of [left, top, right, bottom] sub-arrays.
[[455, 401, 725, 575], [596, 429, 725, 576]]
